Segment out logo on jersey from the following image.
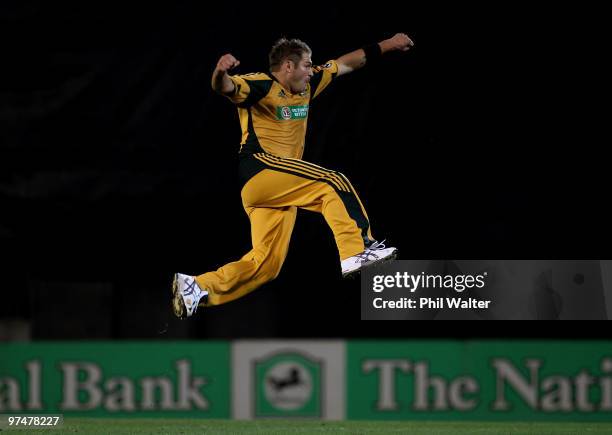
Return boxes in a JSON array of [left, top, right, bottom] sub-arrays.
[[278, 90, 287, 99], [277, 105, 309, 120], [281, 106, 292, 120]]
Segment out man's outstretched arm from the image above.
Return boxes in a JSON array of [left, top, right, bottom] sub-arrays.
[[211, 53, 240, 94], [335, 33, 414, 77]]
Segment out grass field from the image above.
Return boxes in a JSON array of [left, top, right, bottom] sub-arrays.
[[8, 419, 612, 434]]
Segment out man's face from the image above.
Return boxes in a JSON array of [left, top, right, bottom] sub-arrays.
[[287, 53, 313, 94]]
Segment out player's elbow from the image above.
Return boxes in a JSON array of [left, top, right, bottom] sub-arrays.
[[336, 63, 354, 77], [211, 74, 235, 95], [211, 82, 231, 95]]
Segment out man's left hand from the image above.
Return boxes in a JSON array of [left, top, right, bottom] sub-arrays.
[[382, 33, 414, 52]]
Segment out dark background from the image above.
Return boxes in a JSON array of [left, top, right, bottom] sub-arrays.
[[1, 2, 608, 339]]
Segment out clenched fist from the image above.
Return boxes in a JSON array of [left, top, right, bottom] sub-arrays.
[[382, 33, 414, 52], [216, 53, 241, 73]]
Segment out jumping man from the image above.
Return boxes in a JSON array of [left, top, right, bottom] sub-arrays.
[[173, 33, 414, 318]]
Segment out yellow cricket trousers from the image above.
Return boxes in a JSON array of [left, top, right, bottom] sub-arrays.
[[196, 152, 374, 306]]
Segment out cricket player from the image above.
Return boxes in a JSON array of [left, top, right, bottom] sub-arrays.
[[173, 33, 414, 318]]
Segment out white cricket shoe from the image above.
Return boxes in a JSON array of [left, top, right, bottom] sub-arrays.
[[341, 240, 398, 278], [172, 273, 208, 319]]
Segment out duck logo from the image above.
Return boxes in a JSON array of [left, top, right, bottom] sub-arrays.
[[254, 352, 322, 417]]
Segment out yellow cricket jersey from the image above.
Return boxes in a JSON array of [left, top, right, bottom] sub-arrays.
[[223, 60, 339, 159]]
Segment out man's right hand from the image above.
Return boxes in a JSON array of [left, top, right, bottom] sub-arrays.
[[212, 54, 240, 94], [216, 53, 240, 73]]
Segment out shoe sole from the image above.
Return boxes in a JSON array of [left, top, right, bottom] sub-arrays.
[[342, 249, 399, 279], [171, 273, 186, 319]]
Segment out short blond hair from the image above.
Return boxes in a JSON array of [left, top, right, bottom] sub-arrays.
[[269, 38, 311, 71]]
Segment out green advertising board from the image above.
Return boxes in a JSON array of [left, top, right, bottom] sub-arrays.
[[347, 341, 612, 421], [3, 340, 612, 421], [0, 342, 229, 417]]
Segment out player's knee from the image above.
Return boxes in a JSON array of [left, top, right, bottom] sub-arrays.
[[260, 262, 283, 283], [259, 271, 276, 284], [270, 264, 283, 280]]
